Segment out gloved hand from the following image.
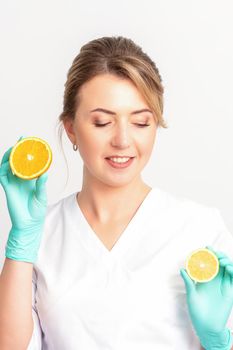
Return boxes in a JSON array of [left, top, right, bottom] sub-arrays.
[[180, 246, 233, 350], [0, 139, 48, 263]]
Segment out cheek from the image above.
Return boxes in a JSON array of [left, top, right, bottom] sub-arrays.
[[138, 132, 156, 154], [78, 133, 104, 162]]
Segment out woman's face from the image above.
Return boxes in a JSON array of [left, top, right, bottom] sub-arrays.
[[64, 73, 158, 187]]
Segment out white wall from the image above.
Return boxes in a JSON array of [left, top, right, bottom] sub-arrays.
[[0, 0, 233, 270]]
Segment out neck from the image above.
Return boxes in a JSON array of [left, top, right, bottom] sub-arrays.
[[77, 175, 151, 224]]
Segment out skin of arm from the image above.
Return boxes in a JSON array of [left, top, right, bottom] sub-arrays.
[[0, 258, 34, 349], [0, 142, 48, 349]]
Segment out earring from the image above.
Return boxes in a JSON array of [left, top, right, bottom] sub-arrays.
[[73, 144, 78, 151]]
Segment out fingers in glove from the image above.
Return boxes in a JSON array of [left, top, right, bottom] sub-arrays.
[[180, 268, 196, 295], [0, 161, 11, 187], [1, 147, 13, 166], [219, 257, 233, 268], [209, 250, 233, 283], [206, 247, 233, 280], [206, 246, 229, 260], [222, 267, 233, 295], [35, 172, 48, 205], [221, 262, 233, 279], [226, 265, 233, 275], [216, 255, 233, 279]]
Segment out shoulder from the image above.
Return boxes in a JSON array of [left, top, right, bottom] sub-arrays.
[[46, 192, 77, 218], [40, 191, 78, 241], [150, 186, 226, 231], [151, 186, 213, 213], [151, 186, 233, 254], [35, 192, 79, 266]]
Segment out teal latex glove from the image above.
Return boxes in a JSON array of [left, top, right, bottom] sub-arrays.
[[0, 140, 48, 263], [180, 246, 233, 350]]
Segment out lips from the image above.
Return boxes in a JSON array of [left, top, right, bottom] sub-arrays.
[[106, 156, 134, 159], [105, 157, 134, 169]]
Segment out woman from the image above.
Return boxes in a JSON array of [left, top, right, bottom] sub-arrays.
[[0, 36, 233, 350]]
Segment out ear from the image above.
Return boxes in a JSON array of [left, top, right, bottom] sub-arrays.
[[63, 117, 77, 145]]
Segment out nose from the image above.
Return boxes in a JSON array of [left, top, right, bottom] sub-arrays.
[[110, 121, 131, 149]]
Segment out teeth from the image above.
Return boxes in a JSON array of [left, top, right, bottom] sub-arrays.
[[109, 157, 130, 163]]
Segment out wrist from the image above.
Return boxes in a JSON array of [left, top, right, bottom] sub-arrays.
[[5, 226, 44, 263], [198, 328, 233, 350], [8, 224, 44, 237]]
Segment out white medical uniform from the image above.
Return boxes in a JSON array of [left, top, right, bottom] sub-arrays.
[[27, 186, 233, 350]]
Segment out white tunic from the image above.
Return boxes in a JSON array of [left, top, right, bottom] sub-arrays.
[[27, 186, 233, 349]]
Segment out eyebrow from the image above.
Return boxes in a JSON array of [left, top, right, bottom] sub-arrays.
[[90, 108, 153, 115]]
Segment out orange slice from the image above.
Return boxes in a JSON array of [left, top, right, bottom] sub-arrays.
[[9, 137, 52, 179], [185, 248, 219, 283]]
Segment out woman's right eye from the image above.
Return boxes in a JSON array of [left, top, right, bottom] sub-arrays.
[[94, 123, 110, 127]]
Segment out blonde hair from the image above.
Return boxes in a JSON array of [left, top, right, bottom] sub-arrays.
[[56, 36, 168, 186]]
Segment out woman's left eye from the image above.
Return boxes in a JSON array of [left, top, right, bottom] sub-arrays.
[[136, 124, 150, 127], [94, 123, 150, 127]]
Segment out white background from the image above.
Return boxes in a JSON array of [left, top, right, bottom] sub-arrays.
[[0, 0, 233, 270]]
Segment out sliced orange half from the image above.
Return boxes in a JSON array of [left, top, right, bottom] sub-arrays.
[[9, 137, 52, 180], [185, 248, 219, 283]]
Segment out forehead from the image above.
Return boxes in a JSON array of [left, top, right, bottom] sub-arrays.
[[78, 74, 149, 109]]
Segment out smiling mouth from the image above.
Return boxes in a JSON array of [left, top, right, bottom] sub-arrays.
[[105, 157, 135, 159]]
